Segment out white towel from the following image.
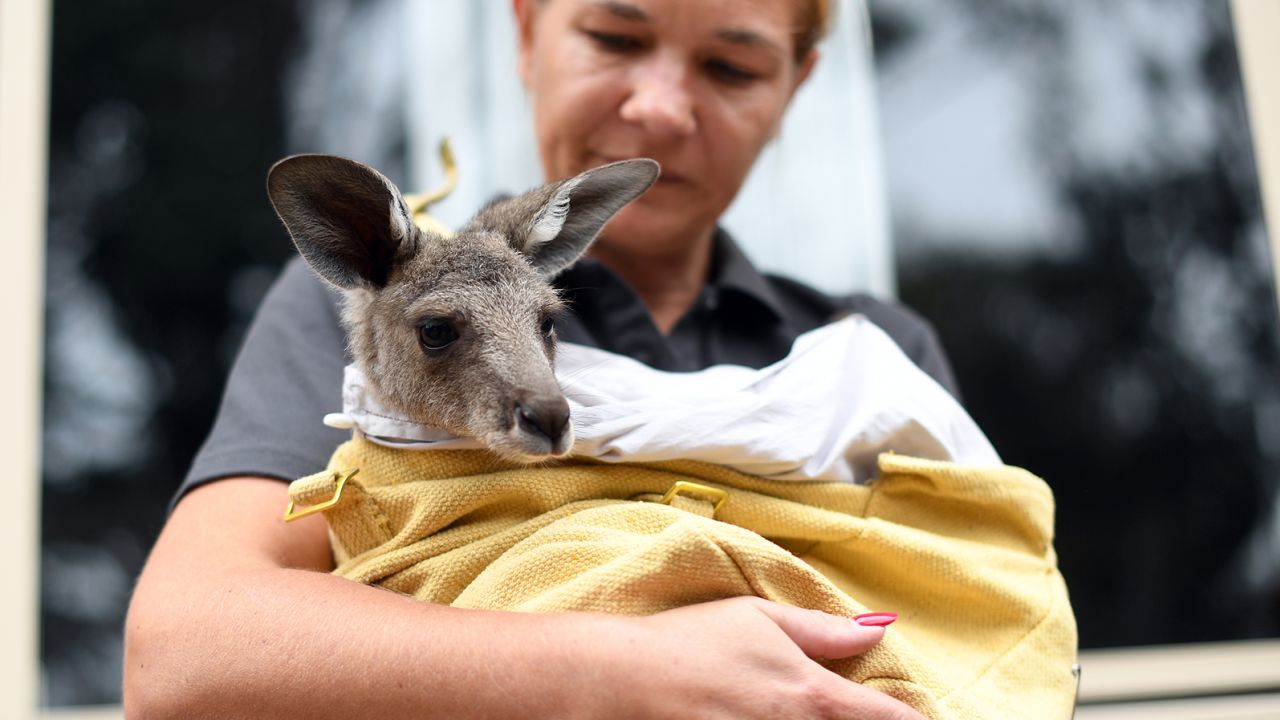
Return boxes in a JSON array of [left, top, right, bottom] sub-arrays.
[[330, 315, 1000, 483]]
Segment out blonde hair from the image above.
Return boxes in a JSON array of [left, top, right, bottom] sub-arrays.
[[794, 0, 832, 60], [532, 0, 833, 63]]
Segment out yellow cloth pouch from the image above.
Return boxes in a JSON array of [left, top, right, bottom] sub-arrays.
[[288, 436, 1078, 719]]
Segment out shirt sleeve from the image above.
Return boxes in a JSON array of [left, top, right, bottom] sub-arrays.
[[174, 256, 352, 507]]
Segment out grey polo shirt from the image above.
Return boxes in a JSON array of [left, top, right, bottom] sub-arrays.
[[178, 230, 958, 504]]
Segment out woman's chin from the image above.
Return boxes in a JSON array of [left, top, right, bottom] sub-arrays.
[[602, 196, 716, 248]]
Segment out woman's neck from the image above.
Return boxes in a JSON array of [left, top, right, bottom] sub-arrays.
[[590, 228, 716, 335]]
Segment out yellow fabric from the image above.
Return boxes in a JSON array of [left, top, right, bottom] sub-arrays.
[[289, 437, 1078, 719]]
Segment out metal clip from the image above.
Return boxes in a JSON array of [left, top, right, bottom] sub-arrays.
[[659, 481, 728, 516], [283, 469, 358, 523], [1070, 663, 1081, 719]]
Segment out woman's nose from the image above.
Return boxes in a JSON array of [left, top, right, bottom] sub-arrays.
[[619, 55, 697, 137]]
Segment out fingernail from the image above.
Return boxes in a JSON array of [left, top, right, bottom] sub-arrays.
[[854, 612, 898, 627]]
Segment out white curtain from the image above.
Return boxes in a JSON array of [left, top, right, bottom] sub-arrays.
[[290, 0, 893, 296]]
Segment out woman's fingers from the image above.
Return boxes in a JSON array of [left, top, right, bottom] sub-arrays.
[[743, 597, 896, 660], [744, 600, 926, 720], [829, 679, 931, 720]]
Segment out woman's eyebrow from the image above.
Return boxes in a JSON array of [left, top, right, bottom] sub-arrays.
[[582, 1, 784, 57], [715, 27, 784, 56], [588, 0, 649, 22]]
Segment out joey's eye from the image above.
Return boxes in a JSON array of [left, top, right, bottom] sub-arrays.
[[540, 316, 556, 339], [418, 318, 459, 351]]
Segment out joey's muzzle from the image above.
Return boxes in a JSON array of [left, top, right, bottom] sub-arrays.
[[513, 394, 573, 456]]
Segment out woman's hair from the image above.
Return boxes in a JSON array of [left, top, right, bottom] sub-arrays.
[[794, 0, 832, 61], [533, 0, 833, 63]]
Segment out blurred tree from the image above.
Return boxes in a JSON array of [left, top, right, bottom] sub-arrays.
[[43, 1, 301, 705], [887, 0, 1280, 647]]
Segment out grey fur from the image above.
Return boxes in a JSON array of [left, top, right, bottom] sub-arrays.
[[266, 154, 659, 461]]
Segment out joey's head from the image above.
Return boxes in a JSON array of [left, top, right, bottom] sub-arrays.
[[267, 154, 658, 461]]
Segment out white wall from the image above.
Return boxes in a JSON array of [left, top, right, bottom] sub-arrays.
[[402, 0, 895, 297]]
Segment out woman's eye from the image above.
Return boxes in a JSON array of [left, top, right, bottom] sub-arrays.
[[586, 30, 642, 53], [707, 59, 759, 84], [417, 319, 459, 351]]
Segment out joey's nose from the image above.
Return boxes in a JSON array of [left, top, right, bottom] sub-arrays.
[[516, 397, 571, 444]]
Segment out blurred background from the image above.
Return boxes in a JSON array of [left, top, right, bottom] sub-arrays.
[[40, 0, 1279, 708]]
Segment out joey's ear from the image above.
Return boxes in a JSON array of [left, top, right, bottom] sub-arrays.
[[267, 154, 417, 290], [521, 159, 659, 277], [468, 159, 659, 278]]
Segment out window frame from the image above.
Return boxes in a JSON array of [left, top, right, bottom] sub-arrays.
[[2, 0, 52, 715]]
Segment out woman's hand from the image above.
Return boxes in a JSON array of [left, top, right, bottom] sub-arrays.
[[588, 597, 924, 720]]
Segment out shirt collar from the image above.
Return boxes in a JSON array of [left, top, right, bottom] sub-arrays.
[[710, 227, 787, 324], [553, 227, 790, 326]]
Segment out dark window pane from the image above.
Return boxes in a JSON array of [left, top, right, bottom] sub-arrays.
[[872, 0, 1280, 648]]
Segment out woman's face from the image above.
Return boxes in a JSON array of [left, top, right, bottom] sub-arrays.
[[515, 0, 816, 252]]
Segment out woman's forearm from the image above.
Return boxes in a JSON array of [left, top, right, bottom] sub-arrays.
[[126, 564, 625, 718], [123, 478, 619, 719]]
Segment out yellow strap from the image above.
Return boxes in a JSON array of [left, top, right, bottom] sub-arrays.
[[283, 468, 358, 522], [402, 138, 458, 238], [659, 481, 729, 517]]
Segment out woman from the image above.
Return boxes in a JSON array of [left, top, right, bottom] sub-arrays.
[[124, 1, 950, 717]]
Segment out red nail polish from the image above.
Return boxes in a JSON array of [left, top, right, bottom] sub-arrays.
[[854, 612, 898, 627]]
